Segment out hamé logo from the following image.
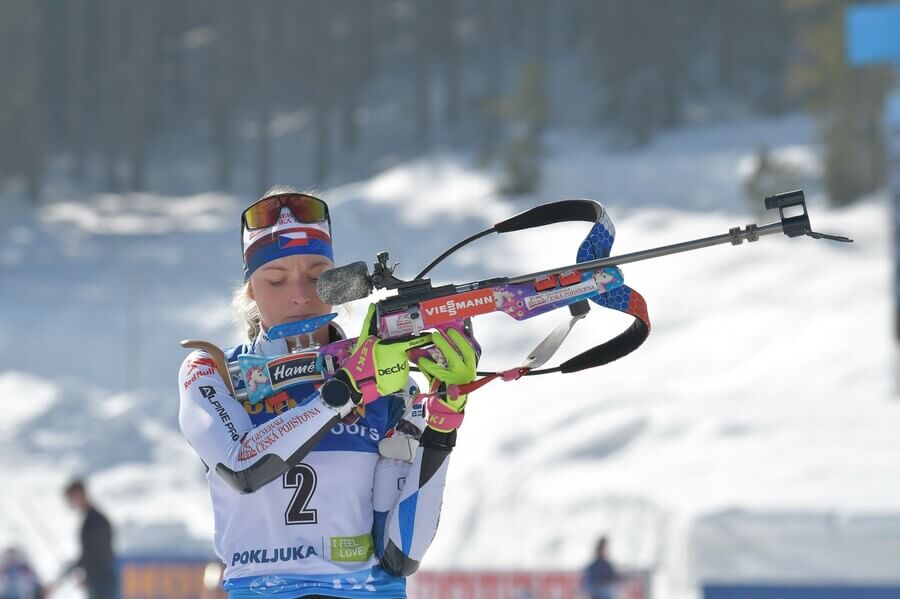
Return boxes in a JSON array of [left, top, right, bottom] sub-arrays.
[[267, 353, 322, 389]]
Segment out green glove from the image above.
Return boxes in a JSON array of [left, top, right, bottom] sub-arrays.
[[323, 304, 431, 408], [416, 328, 479, 415]]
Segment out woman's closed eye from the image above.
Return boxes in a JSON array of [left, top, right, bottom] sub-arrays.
[[308, 268, 328, 282]]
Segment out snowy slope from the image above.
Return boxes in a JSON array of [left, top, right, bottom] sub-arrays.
[[1, 114, 895, 599]]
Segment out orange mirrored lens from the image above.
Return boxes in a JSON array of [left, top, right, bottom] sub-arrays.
[[242, 201, 279, 229]]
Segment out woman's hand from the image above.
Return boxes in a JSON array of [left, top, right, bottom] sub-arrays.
[[322, 305, 430, 407], [416, 327, 479, 433]]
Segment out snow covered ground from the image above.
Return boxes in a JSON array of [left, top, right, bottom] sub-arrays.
[[1, 113, 895, 599]]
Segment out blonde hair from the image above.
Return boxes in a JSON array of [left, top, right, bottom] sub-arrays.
[[233, 281, 262, 340], [260, 184, 307, 198]]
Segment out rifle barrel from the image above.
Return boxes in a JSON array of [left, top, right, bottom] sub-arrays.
[[506, 221, 784, 284]]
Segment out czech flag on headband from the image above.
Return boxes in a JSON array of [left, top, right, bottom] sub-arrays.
[[243, 210, 334, 279], [277, 228, 331, 249]]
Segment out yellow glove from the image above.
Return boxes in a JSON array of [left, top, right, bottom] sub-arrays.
[[417, 328, 479, 431], [323, 304, 431, 407]]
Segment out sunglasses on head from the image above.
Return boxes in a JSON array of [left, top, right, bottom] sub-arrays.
[[241, 193, 331, 231]]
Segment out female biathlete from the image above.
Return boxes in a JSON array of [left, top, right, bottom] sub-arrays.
[[178, 187, 478, 599]]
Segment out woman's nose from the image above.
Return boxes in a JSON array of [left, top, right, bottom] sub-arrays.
[[293, 278, 315, 304]]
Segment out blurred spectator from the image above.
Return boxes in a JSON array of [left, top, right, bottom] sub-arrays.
[[582, 536, 619, 599], [0, 547, 42, 599], [200, 561, 224, 599], [61, 479, 117, 599]]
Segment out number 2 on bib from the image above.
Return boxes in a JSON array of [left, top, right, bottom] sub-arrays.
[[283, 463, 318, 525]]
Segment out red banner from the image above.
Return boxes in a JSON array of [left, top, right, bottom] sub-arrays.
[[119, 559, 649, 599], [408, 570, 649, 599]]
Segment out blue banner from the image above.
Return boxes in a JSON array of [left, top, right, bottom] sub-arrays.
[[846, 3, 900, 65], [704, 584, 900, 599]]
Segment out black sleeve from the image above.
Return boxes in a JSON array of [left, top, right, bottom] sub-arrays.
[[80, 511, 115, 580]]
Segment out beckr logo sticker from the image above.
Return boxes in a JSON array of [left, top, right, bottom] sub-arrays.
[[420, 288, 497, 327]]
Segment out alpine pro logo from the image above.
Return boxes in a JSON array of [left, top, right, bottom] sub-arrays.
[[267, 353, 323, 390], [420, 288, 497, 327], [199, 385, 240, 441]]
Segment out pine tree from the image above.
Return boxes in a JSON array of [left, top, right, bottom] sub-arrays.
[[493, 62, 549, 195]]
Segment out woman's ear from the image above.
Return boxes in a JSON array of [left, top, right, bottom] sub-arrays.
[[247, 280, 256, 301]]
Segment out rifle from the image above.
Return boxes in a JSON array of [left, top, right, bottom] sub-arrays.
[[183, 191, 851, 408]]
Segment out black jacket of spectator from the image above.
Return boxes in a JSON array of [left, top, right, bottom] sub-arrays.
[[69, 507, 117, 599]]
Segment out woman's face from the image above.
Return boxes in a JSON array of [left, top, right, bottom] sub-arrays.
[[249, 254, 333, 330]]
